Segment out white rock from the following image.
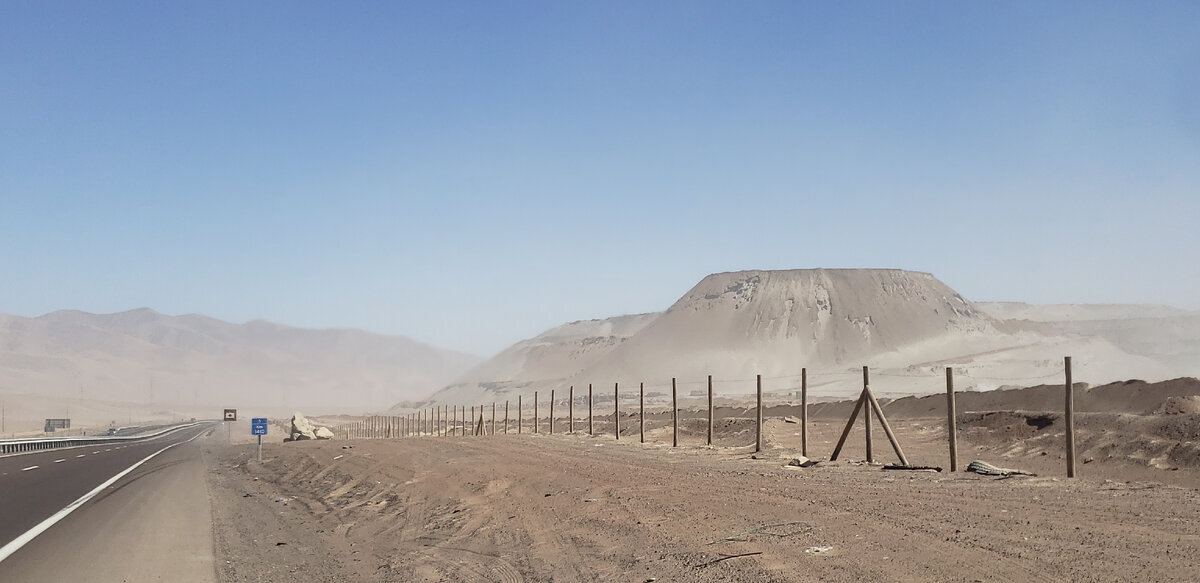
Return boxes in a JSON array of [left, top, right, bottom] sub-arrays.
[[289, 412, 317, 440]]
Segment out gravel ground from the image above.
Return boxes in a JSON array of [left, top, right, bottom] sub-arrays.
[[205, 415, 1200, 582]]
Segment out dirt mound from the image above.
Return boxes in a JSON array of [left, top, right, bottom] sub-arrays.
[[952, 410, 1200, 470], [1154, 396, 1200, 415], [1088, 378, 1200, 413]]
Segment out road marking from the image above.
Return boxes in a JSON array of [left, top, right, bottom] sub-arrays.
[[103, 448, 111, 452], [53, 459, 66, 463], [0, 426, 211, 564], [21, 466, 38, 471], [76, 454, 86, 458], [92, 451, 100, 454]]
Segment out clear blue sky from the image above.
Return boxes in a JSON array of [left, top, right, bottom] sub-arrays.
[[2, 1, 1198, 356]]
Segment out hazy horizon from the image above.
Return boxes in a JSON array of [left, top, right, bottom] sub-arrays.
[[3, 2, 1197, 356]]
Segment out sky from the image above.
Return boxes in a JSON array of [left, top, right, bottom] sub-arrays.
[[2, 1, 1198, 357]]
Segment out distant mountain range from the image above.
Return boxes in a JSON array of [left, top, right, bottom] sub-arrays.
[[0, 308, 481, 414], [411, 269, 1197, 409]]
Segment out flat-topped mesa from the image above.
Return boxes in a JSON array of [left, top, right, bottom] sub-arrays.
[[622, 268, 992, 365]]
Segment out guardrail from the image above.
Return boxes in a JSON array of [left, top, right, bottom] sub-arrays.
[[0, 421, 212, 456]]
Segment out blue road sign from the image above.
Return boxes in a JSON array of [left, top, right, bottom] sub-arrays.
[[252, 418, 267, 424], [251, 418, 268, 436]]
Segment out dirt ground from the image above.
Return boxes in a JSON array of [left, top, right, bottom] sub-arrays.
[[205, 410, 1200, 583]]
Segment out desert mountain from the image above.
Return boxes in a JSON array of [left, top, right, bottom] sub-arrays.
[[418, 269, 1180, 407], [0, 308, 481, 417], [394, 313, 658, 413]]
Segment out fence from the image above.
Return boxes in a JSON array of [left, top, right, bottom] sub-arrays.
[[331, 357, 1081, 477]]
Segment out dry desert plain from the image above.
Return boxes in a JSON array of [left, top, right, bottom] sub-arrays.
[[205, 380, 1200, 582]]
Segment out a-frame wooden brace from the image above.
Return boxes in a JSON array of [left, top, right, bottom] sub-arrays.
[[830, 366, 910, 467]]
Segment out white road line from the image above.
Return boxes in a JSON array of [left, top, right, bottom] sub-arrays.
[[103, 449, 111, 452], [75, 454, 86, 458], [92, 451, 99, 454], [21, 466, 38, 471], [53, 459, 66, 463], [0, 426, 210, 564]]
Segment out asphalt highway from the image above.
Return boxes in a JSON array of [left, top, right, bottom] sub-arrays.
[[0, 422, 220, 580]]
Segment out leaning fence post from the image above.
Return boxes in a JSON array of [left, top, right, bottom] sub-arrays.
[[755, 374, 763, 453], [1065, 356, 1076, 478], [946, 367, 957, 471], [672, 377, 678, 447], [614, 382, 620, 440]]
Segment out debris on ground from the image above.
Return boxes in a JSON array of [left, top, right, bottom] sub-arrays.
[[882, 464, 942, 472], [700, 551, 763, 567], [804, 546, 833, 554], [785, 457, 819, 468], [709, 522, 812, 544], [966, 460, 1036, 477]]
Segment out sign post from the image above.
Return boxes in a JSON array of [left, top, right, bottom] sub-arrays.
[[251, 417, 267, 461]]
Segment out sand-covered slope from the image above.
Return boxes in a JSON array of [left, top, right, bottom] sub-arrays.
[[978, 302, 1200, 376], [0, 308, 481, 424], [421, 269, 1178, 407], [395, 313, 657, 412]]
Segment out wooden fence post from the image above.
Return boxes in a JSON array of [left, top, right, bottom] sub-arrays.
[[471, 406, 475, 436], [518, 396, 523, 434], [588, 384, 593, 435], [801, 368, 807, 457], [863, 366, 873, 463], [755, 374, 763, 454], [639, 382, 645, 444], [672, 377, 678, 447], [946, 367, 957, 471], [707, 374, 714, 447], [505, 400, 509, 434], [1065, 356, 1076, 478], [569, 386, 575, 433], [550, 389, 555, 435], [863, 383, 909, 466], [492, 402, 496, 436], [534, 391, 539, 434], [614, 382, 620, 440]]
